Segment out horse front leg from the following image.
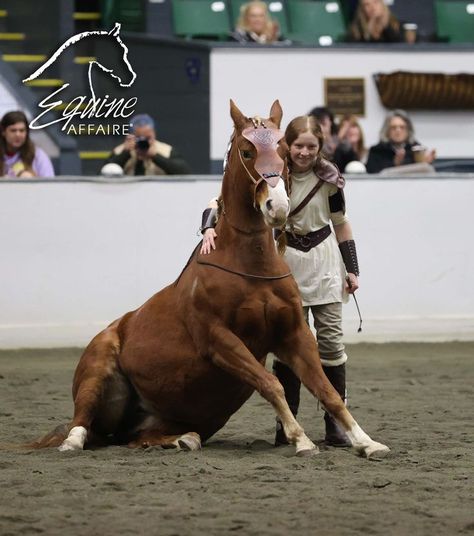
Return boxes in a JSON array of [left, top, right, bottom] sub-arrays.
[[209, 324, 317, 456], [278, 327, 390, 459]]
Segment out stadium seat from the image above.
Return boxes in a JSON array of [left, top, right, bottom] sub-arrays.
[[287, 1, 346, 45], [435, 0, 474, 43], [172, 0, 231, 40], [101, 0, 145, 32], [230, 0, 289, 36]]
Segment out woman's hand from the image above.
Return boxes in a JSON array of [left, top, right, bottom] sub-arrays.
[[425, 149, 436, 163], [200, 228, 217, 255], [17, 169, 35, 178], [345, 273, 359, 294]]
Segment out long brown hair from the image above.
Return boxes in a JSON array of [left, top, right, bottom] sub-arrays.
[[0, 111, 35, 176], [285, 115, 324, 172], [339, 114, 366, 160], [277, 115, 324, 254]]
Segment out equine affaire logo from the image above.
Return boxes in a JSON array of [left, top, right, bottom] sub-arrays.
[[22, 23, 137, 136]]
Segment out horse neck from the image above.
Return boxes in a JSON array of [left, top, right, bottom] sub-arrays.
[[218, 168, 279, 264]]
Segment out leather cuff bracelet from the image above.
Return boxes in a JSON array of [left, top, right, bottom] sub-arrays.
[[339, 239, 359, 276], [200, 207, 218, 234]]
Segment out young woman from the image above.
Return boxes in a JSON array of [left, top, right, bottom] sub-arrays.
[[230, 1, 281, 44], [334, 115, 368, 171], [201, 115, 360, 447], [350, 0, 401, 43], [0, 110, 54, 178]]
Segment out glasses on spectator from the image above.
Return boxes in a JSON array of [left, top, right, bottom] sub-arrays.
[[390, 124, 407, 130]]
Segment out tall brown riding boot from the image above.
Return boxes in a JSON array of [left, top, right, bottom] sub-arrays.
[[273, 360, 301, 446], [322, 364, 351, 447]]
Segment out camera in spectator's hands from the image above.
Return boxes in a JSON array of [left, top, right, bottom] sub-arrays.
[[136, 136, 150, 151]]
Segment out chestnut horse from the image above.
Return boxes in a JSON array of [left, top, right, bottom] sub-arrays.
[[32, 101, 389, 458]]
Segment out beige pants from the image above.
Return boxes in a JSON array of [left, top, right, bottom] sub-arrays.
[[303, 302, 347, 367]]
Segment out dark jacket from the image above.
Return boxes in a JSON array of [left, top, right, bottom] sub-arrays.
[[107, 140, 191, 176], [366, 141, 416, 174]]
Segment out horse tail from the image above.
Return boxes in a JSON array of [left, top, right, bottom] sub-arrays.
[[25, 423, 70, 449], [0, 424, 70, 451]]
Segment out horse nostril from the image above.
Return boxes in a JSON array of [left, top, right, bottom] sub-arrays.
[[266, 199, 273, 212]]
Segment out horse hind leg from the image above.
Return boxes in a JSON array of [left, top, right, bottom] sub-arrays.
[[128, 429, 201, 451], [57, 321, 127, 452]]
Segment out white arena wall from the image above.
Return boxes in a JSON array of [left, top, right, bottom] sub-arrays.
[[1, 175, 473, 348], [210, 48, 474, 161]]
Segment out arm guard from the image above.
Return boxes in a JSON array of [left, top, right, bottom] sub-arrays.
[[339, 240, 360, 276], [200, 207, 218, 234]]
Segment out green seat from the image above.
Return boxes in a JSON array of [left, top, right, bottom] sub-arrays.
[[230, 0, 289, 36], [172, 0, 231, 39], [101, 0, 145, 32], [287, 0, 346, 45], [435, 1, 474, 43]]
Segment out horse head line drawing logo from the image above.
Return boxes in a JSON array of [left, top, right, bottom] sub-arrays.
[[22, 23, 138, 132]]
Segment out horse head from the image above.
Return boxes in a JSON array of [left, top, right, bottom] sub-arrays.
[[225, 100, 290, 229], [102, 23, 137, 88]]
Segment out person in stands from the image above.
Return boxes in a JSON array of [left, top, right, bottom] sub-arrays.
[[231, 1, 282, 43], [0, 110, 54, 178], [366, 109, 436, 173], [107, 114, 191, 176], [349, 0, 401, 43]]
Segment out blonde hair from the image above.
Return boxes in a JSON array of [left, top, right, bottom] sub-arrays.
[[236, 1, 278, 42], [350, 0, 399, 41]]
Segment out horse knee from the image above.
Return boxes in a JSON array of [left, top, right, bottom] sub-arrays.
[[258, 374, 285, 401]]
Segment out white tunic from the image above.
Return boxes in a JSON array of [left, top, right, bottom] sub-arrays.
[[283, 170, 349, 306]]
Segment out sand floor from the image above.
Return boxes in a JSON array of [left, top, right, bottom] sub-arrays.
[[0, 342, 473, 536]]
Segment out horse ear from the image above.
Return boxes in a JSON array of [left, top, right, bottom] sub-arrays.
[[269, 100, 283, 128], [109, 22, 121, 36], [230, 99, 246, 130]]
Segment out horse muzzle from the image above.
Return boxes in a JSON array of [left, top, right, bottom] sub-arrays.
[[260, 178, 290, 228]]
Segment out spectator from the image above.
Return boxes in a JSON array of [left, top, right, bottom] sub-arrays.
[[366, 109, 436, 174], [0, 110, 54, 178], [231, 1, 281, 44], [334, 115, 367, 171], [308, 106, 339, 161], [349, 0, 401, 43], [107, 114, 191, 176]]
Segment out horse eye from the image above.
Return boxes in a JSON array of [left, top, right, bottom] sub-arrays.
[[241, 150, 253, 159]]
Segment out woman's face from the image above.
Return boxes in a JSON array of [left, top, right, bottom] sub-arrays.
[[361, 0, 384, 19], [289, 131, 320, 173], [2, 121, 28, 151], [246, 6, 267, 34], [388, 116, 409, 144], [346, 125, 361, 146]]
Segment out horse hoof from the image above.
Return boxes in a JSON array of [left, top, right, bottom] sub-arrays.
[[360, 442, 390, 459], [296, 445, 319, 457], [58, 440, 81, 452], [177, 433, 201, 451]]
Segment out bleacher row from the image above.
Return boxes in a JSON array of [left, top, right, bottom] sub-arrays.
[[170, 0, 474, 44], [1, 0, 473, 176]]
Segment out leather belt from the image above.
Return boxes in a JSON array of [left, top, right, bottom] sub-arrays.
[[275, 224, 331, 252]]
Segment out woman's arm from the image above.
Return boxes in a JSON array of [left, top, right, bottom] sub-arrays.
[[200, 198, 219, 255], [334, 221, 359, 293]]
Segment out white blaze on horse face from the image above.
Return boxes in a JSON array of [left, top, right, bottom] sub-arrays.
[[260, 177, 290, 227]]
